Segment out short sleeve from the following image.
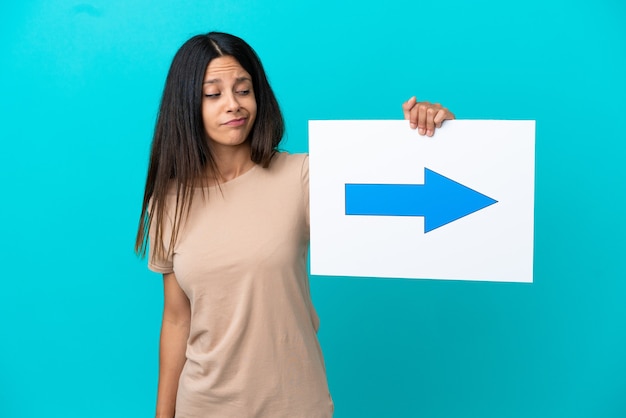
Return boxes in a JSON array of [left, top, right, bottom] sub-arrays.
[[147, 201, 175, 274]]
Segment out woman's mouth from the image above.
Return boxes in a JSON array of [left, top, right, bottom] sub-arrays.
[[223, 118, 247, 127]]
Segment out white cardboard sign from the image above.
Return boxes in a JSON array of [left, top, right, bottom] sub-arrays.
[[309, 120, 535, 283]]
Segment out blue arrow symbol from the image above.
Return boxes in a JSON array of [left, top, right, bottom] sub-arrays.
[[345, 168, 498, 232]]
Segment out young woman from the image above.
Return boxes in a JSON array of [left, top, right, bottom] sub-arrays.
[[135, 31, 454, 418]]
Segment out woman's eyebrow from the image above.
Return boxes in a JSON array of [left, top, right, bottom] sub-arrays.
[[203, 76, 251, 85]]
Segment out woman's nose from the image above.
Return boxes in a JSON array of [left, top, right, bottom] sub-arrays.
[[225, 92, 240, 112]]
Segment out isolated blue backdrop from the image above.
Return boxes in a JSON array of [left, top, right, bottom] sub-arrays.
[[1, 1, 625, 417]]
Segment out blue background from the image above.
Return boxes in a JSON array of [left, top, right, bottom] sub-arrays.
[[1, 1, 625, 417]]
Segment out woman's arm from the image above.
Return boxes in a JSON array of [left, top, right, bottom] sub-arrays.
[[156, 272, 190, 418]]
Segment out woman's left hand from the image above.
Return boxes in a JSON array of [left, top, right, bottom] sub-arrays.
[[402, 96, 455, 137]]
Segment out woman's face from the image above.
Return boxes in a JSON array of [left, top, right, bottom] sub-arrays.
[[201, 56, 257, 150]]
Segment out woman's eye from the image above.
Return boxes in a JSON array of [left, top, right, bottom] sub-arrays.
[[237, 90, 250, 96], [204, 93, 220, 98]]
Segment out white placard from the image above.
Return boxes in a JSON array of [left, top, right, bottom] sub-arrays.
[[309, 120, 535, 283]]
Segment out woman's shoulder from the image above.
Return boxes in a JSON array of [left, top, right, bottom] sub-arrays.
[[269, 151, 308, 173]]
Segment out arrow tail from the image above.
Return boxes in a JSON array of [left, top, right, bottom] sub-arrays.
[[345, 184, 426, 216]]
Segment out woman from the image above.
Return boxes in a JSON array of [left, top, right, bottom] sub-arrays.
[[135, 31, 454, 418]]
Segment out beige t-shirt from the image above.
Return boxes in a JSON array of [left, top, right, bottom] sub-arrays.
[[149, 152, 333, 418]]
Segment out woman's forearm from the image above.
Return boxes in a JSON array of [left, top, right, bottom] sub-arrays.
[[156, 272, 191, 418], [156, 317, 189, 418]]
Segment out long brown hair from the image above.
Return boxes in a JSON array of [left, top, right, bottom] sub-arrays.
[[135, 32, 285, 259]]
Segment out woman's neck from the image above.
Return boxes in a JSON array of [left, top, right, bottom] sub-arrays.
[[209, 142, 255, 184]]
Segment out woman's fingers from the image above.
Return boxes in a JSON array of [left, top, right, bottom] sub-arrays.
[[402, 98, 455, 136]]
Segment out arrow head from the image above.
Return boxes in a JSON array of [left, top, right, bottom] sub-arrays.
[[423, 168, 497, 232]]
